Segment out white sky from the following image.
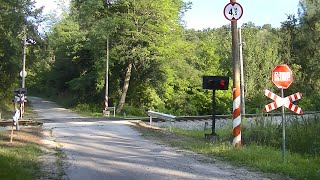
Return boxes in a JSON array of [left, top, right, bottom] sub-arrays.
[[35, 0, 301, 30], [35, 0, 69, 16], [183, 0, 300, 29]]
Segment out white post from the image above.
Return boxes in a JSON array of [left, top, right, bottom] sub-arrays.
[[22, 27, 26, 89], [149, 116, 152, 126], [239, 27, 245, 115], [104, 38, 109, 115]]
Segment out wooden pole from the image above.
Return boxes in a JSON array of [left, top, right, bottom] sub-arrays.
[[231, 0, 241, 147], [10, 123, 14, 143]]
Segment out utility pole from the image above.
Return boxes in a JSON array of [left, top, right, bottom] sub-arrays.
[[104, 38, 110, 116], [19, 26, 27, 121], [22, 27, 27, 89], [103, 0, 114, 116], [230, 0, 241, 147], [239, 27, 245, 115]]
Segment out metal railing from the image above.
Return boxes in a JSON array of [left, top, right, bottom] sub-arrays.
[[147, 110, 176, 126], [103, 107, 116, 117]]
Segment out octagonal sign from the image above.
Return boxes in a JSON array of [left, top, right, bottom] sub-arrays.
[[272, 64, 293, 89]]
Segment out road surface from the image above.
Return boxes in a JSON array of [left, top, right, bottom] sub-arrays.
[[29, 96, 272, 180]]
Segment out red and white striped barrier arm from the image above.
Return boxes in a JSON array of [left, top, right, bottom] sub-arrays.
[[233, 86, 241, 147]]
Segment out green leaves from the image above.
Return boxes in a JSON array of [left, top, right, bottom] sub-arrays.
[[0, 0, 41, 101], [27, 0, 320, 115]]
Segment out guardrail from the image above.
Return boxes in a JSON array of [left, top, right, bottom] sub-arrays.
[[141, 111, 320, 123], [147, 110, 176, 126], [103, 107, 116, 117]]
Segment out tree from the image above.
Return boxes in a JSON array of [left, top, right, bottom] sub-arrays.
[[68, 0, 188, 112], [240, 23, 282, 112], [0, 0, 41, 104]]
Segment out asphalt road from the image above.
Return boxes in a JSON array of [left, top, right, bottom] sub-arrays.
[[29, 96, 271, 180]]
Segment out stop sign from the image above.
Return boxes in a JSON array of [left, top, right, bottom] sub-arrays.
[[272, 64, 293, 89]]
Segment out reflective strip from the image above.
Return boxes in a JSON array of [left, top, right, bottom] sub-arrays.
[[233, 116, 241, 129], [264, 102, 278, 112], [104, 95, 108, 110], [233, 87, 241, 147], [233, 96, 241, 110], [232, 132, 241, 146]]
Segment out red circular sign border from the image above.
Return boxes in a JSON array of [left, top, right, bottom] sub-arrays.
[[223, 2, 244, 22]]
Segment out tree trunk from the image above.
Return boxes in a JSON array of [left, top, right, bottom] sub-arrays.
[[116, 63, 133, 113]]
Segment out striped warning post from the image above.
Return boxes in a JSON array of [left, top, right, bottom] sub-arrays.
[[21, 95, 25, 115], [104, 95, 108, 111], [233, 86, 241, 147]]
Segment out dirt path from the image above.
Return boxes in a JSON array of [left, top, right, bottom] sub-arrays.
[[29, 97, 274, 180]]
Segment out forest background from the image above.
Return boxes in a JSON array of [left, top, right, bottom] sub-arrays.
[[0, 0, 319, 116]]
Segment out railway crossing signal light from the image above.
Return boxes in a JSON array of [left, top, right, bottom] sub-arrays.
[[202, 75, 229, 140], [202, 76, 229, 90]]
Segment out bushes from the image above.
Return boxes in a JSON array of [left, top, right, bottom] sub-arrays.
[[242, 113, 320, 156], [286, 114, 320, 155], [242, 116, 282, 147]]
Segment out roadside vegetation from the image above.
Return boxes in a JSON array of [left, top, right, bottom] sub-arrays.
[[134, 114, 320, 179], [1, 0, 319, 118], [0, 101, 13, 119], [0, 0, 319, 179], [0, 127, 43, 180], [0, 102, 55, 180], [24, 0, 320, 117]]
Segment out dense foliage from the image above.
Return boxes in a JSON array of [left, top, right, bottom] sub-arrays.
[[0, 0, 42, 113], [1, 0, 319, 116]]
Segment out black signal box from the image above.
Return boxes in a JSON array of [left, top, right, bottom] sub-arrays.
[[14, 88, 27, 95], [202, 76, 229, 90]]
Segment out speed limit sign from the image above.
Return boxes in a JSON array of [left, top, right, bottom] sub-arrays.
[[224, 2, 243, 21]]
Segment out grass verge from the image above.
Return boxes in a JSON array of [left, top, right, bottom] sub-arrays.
[[132, 122, 320, 180], [0, 127, 43, 180]]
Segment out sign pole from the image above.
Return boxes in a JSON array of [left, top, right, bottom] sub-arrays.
[[281, 88, 286, 162], [223, 0, 243, 147], [239, 27, 245, 115], [265, 64, 303, 162], [21, 27, 27, 120], [211, 90, 216, 135], [22, 26, 26, 89], [231, 0, 241, 147]]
